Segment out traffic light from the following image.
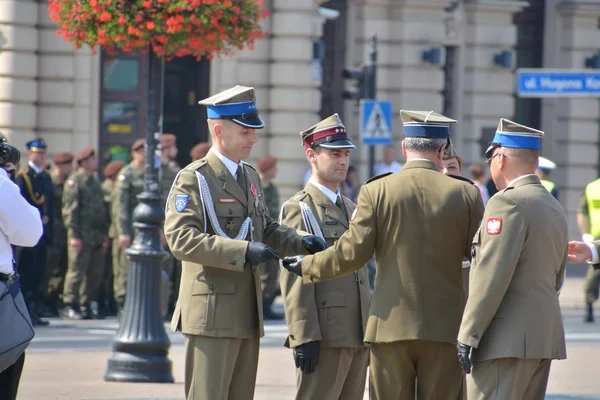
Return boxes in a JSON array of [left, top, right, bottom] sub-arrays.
[[342, 67, 367, 101]]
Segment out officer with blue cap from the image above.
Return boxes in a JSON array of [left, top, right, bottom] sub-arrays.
[[15, 138, 53, 326], [164, 85, 327, 400], [457, 118, 568, 399]]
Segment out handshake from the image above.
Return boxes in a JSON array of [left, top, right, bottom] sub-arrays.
[[244, 235, 327, 267]]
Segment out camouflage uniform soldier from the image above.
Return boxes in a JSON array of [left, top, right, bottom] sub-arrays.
[[257, 155, 283, 320], [62, 148, 109, 320], [98, 160, 124, 316], [42, 152, 74, 317], [160, 134, 181, 315], [112, 139, 145, 313]]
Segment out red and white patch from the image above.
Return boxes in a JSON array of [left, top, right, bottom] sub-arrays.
[[66, 180, 74, 187], [219, 198, 236, 203], [486, 218, 503, 235], [118, 174, 126, 182], [350, 206, 359, 222]]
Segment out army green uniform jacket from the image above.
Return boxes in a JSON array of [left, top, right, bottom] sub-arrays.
[[301, 160, 484, 344], [280, 183, 370, 349], [164, 151, 309, 338], [62, 170, 109, 244], [458, 175, 568, 362]]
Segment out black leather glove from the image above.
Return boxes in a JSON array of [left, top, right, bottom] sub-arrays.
[[245, 242, 279, 266], [457, 341, 472, 374], [281, 255, 304, 277], [302, 235, 328, 254], [294, 341, 320, 374]]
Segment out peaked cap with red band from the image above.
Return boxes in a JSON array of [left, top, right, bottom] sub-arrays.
[[300, 113, 356, 150]]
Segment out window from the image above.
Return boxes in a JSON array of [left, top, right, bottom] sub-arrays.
[[103, 58, 140, 92]]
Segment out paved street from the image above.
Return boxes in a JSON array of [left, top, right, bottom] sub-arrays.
[[16, 269, 600, 399]]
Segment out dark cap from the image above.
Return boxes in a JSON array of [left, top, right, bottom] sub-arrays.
[[131, 139, 145, 152], [76, 147, 95, 163], [26, 138, 47, 153], [300, 114, 355, 150], [258, 155, 277, 172], [190, 142, 211, 161], [103, 160, 125, 178], [52, 152, 74, 165]]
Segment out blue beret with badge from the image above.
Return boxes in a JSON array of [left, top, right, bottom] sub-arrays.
[[26, 138, 47, 153], [400, 110, 457, 139], [486, 118, 544, 158], [198, 85, 264, 130]]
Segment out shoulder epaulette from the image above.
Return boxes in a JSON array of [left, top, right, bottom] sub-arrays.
[[292, 190, 308, 202], [366, 172, 392, 184], [187, 159, 207, 171], [242, 161, 257, 172], [449, 175, 475, 185]]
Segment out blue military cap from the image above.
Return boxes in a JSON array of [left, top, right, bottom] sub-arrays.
[[400, 110, 457, 139], [198, 85, 264, 129], [26, 138, 47, 153], [486, 118, 544, 158]]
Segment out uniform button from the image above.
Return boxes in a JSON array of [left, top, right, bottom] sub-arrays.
[[209, 284, 215, 291], [359, 279, 364, 285], [472, 333, 479, 339], [228, 209, 233, 215], [333, 232, 338, 237], [321, 301, 326, 306], [230, 260, 236, 265]]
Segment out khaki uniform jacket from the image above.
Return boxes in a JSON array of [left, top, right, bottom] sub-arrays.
[[458, 175, 568, 362], [164, 150, 308, 339], [280, 183, 370, 349], [302, 160, 484, 344]]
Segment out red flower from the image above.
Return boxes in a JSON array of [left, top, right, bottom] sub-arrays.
[[146, 21, 155, 30], [99, 12, 112, 22], [142, 1, 152, 8]]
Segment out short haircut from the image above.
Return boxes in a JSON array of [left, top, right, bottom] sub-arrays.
[[404, 137, 447, 154]]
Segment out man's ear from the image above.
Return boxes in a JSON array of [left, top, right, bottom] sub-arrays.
[[306, 148, 316, 163], [401, 140, 407, 158], [213, 122, 223, 139]]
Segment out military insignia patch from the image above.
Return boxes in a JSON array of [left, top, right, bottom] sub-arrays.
[[350, 206, 359, 222], [66, 180, 74, 187], [175, 194, 189, 213], [486, 218, 502, 235], [118, 174, 126, 182]]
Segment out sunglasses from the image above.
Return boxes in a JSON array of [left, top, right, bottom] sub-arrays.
[[486, 152, 503, 165]]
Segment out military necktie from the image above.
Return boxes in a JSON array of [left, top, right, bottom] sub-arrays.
[[335, 195, 345, 214], [236, 165, 247, 197]]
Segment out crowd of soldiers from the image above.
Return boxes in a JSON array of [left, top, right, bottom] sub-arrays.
[[10, 135, 213, 326]]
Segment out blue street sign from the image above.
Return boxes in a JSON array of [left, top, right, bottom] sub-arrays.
[[360, 100, 393, 145], [517, 68, 600, 98]]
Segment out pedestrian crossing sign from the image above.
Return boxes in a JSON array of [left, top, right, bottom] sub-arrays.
[[360, 100, 392, 145]]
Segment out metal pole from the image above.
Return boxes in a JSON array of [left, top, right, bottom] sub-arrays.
[[104, 46, 173, 383], [367, 35, 377, 178]]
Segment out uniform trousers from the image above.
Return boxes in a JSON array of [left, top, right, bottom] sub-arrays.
[[467, 358, 551, 400], [184, 334, 260, 400], [112, 238, 128, 305], [295, 346, 369, 400], [63, 242, 105, 305], [44, 240, 68, 301], [259, 259, 280, 303], [369, 340, 463, 400], [0, 352, 25, 400], [17, 243, 47, 305], [584, 264, 600, 303]]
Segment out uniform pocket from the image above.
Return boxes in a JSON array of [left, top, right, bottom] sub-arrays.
[[316, 292, 346, 342], [190, 276, 236, 330]]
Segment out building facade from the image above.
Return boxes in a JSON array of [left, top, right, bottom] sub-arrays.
[[0, 0, 599, 237]]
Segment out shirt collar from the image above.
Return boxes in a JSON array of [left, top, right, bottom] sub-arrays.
[[29, 161, 43, 174], [309, 179, 340, 204], [507, 174, 536, 187], [211, 148, 243, 178]]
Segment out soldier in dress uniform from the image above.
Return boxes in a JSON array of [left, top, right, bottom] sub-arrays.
[[163, 85, 327, 400], [189, 142, 211, 162], [257, 155, 284, 320], [98, 160, 124, 316], [15, 138, 54, 326], [282, 110, 484, 400], [61, 148, 109, 320], [42, 152, 74, 317], [279, 114, 370, 400], [111, 139, 145, 315], [456, 119, 568, 400]]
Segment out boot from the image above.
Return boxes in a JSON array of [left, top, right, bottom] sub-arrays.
[[90, 301, 105, 320], [263, 297, 284, 320], [61, 303, 83, 320], [79, 303, 93, 320], [585, 302, 595, 323]]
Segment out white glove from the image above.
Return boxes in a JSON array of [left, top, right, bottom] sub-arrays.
[[582, 234, 594, 244]]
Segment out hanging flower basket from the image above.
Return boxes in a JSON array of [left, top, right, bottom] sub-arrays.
[[48, 0, 269, 60]]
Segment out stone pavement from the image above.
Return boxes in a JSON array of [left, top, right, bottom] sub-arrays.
[[15, 273, 600, 400]]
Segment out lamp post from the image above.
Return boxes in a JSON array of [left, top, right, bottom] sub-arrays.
[[104, 47, 174, 383]]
